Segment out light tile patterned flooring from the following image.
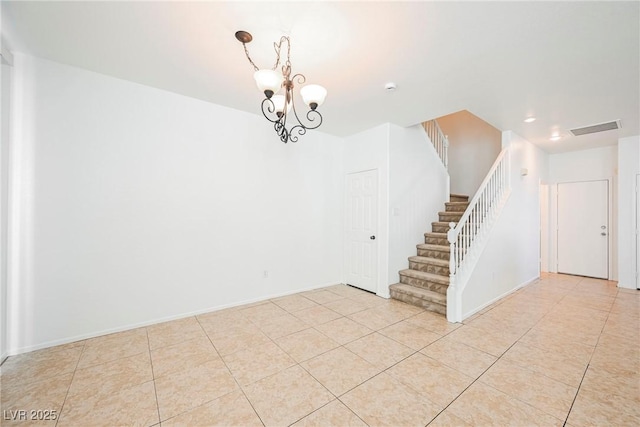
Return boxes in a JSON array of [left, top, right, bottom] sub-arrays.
[[1, 273, 639, 426]]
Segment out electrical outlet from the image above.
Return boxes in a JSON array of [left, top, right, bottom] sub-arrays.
[[263, 270, 269, 278]]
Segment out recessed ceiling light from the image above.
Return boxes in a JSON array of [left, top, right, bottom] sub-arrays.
[[550, 133, 562, 141], [524, 117, 536, 123], [384, 82, 397, 92]]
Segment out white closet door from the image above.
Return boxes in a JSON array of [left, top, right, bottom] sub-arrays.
[[345, 170, 378, 293]]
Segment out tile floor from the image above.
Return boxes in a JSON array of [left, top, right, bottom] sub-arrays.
[[1, 273, 639, 426]]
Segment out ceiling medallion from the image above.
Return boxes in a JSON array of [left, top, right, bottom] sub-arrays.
[[235, 30, 327, 143]]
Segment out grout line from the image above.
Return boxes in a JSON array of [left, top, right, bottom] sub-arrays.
[[562, 363, 591, 427], [194, 315, 267, 427], [54, 341, 86, 427], [146, 328, 162, 426], [146, 318, 230, 425], [424, 275, 594, 425], [425, 339, 520, 425], [562, 283, 617, 426]]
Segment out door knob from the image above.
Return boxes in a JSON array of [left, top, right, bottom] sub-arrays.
[[370, 235, 376, 240], [601, 232, 607, 236]]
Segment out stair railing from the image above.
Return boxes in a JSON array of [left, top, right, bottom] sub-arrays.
[[446, 147, 511, 322], [422, 120, 448, 169]]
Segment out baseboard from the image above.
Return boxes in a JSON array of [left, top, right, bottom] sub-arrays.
[[7, 281, 343, 357], [461, 275, 540, 321], [0, 351, 8, 366]]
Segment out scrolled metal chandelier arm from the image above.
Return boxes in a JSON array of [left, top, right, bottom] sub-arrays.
[[289, 74, 323, 131], [235, 30, 327, 144], [260, 98, 290, 143]]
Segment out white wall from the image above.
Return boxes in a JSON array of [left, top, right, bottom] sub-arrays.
[[617, 136, 639, 289], [342, 124, 390, 297], [437, 110, 502, 197], [545, 145, 618, 279], [462, 131, 547, 317], [8, 54, 344, 353], [388, 124, 448, 291]]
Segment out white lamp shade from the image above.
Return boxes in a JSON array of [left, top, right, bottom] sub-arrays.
[[254, 69, 283, 95], [300, 84, 327, 108], [270, 95, 291, 114]]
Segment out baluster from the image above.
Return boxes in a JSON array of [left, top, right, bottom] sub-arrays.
[[502, 161, 505, 194], [489, 177, 492, 213], [474, 206, 477, 236], [465, 221, 469, 258], [495, 165, 499, 199], [471, 208, 475, 240], [444, 137, 448, 168], [499, 164, 502, 195], [473, 207, 480, 239], [484, 188, 488, 220], [489, 177, 493, 214]]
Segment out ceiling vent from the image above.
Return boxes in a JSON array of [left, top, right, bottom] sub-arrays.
[[569, 120, 621, 136]]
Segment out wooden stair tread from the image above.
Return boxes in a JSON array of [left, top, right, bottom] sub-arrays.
[[408, 256, 449, 267], [390, 283, 446, 304], [399, 269, 449, 284]]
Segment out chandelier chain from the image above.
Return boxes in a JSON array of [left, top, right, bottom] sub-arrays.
[[273, 36, 291, 73], [242, 35, 291, 73], [242, 42, 259, 72]]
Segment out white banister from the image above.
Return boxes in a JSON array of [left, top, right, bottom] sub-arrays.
[[446, 147, 511, 322], [422, 120, 448, 169]]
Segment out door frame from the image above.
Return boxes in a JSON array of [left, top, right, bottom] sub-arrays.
[[551, 178, 613, 280], [539, 182, 550, 273], [636, 174, 639, 289]]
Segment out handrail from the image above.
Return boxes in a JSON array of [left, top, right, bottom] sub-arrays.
[[422, 120, 448, 169], [447, 146, 511, 278]]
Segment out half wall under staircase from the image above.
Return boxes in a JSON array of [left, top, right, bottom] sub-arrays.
[[389, 193, 469, 314]]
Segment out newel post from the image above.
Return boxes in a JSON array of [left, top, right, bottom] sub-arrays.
[[447, 222, 456, 277], [447, 221, 460, 323]]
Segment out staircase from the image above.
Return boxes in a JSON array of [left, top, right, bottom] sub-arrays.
[[389, 194, 469, 315]]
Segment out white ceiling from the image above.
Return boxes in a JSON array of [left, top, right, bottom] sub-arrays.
[[2, 1, 639, 154]]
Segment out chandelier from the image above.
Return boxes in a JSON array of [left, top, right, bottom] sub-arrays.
[[235, 30, 327, 143]]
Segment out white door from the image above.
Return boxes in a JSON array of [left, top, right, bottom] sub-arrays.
[[345, 170, 378, 293], [557, 180, 608, 279]]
